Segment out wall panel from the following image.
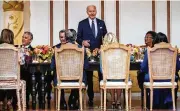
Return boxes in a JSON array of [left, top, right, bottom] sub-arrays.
[[171, 1, 180, 47], [53, 1, 65, 45], [156, 1, 167, 35], [104, 1, 116, 35], [0, 1, 4, 32], [120, 1, 152, 45], [30, 1, 50, 46]]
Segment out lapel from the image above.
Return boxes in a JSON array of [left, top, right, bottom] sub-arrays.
[[96, 18, 101, 38], [28, 45, 34, 51]]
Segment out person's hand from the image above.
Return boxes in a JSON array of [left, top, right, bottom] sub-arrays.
[[98, 48, 101, 54], [82, 40, 90, 47]]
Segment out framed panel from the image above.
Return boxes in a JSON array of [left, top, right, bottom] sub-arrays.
[[120, 1, 152, 45]]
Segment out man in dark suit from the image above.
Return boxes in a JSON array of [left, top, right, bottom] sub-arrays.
[[51, 29, 67, 110], [76, 5, 107, 106], [21, 31, 34, 109], [12, 31, 34, 109], [51, 29, 88, 110]]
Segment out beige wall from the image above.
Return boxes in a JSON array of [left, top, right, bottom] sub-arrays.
[[0, 1, 4, 32], [120, 1, 152, 45]]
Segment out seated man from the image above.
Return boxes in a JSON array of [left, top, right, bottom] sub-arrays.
[[51, 29, 88, 110], [21, 31, 34, 109], [12, 31, 34, 109], [51, 29, 67, 110]]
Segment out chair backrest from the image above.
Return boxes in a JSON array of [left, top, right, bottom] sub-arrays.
[[55, 43, 84, 83], [147, 42, 177, 82], [0, 44, 20, 81], [101, 43, 131, 82]]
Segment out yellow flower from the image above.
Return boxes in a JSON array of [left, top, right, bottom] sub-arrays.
[[86, 48, 91, 58], [92, 48, 98, 56], [133, 48, 138, 53]]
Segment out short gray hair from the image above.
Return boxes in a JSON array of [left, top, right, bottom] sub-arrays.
[[65, 29, 77, 42], [59, 29, 66, 34], [24, 31, 33, 40]]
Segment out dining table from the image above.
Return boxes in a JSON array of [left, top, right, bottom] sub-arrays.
[[22, 61, 141, 109]]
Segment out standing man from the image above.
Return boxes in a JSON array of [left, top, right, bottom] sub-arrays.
[[76, 5, 107, 106]]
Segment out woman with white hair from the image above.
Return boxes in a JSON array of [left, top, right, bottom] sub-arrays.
[[101, 32, 122, 109], [103, 32, 118, 46]]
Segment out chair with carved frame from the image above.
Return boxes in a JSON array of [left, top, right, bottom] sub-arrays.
[[100, 43, 132, 110], [0, 45, 26, 111], [55, 43, 86, 110], [143, 42, 177, 110]]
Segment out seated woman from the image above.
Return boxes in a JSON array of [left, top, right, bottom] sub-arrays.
[[0, 29, 16, 110], [137, 31, 157, 108], [144, 31, 157, 48], [140, 32, 180, 109], [100, 32, 122, 109]]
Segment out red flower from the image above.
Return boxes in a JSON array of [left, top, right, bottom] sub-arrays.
[[42, 50, 46, 55]]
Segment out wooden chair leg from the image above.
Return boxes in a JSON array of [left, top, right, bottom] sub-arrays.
[[150, 88, 153, 111], [125, 89, 128, 111], [22, 82, 26, 111], [79, 89, 83, 110], [57, 89, 61, 111], [144, 88, 146, 110], [55, 88, 58, 110], [17, 88, 21, 111], [129, 89, 131, 110], [172, 88, 176, 111], [104, 89, 106, 110], [100, 88, 103, 110]]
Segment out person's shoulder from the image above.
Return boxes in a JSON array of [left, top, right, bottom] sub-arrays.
[[79, 18, 88, 24], [53, 43, 61, 48], [96, 18, 105, 23], [77, 44, 82, 48], [0, 43, 15, 48], [55, 43, 61, 48]]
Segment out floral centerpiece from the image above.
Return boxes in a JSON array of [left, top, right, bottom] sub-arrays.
[[32, 45, 54, 63], [86, 48, 100, 62], [127, 44, 146, 62]]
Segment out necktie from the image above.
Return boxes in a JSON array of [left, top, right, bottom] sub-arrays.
[[91, 20, 96, 38]]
